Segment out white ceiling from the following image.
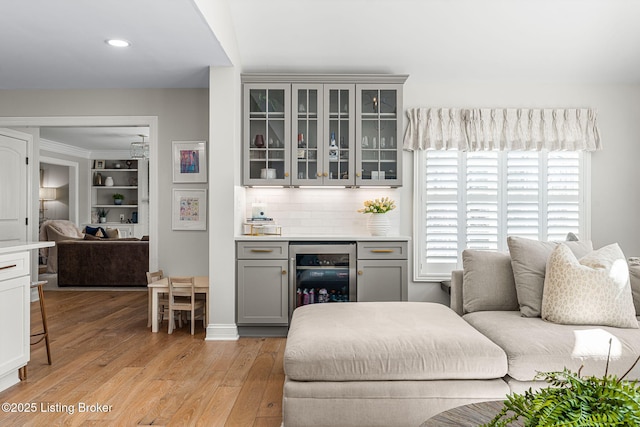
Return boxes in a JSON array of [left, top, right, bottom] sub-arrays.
[[0, 0, 230, 89], [6, 0, 640, 149], [229, 0, 640, 84], [2, 0, 640, 92], [40, 126, 148, 151]]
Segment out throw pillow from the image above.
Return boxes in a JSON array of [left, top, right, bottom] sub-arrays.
[[462, 250, 519, 313], [85, 225, 107, 238], [541, 243, 638, 329], [565, 232, 579, 241], [507, 236, 593, 317], [84, 234, 101, 240], [629, 263, 640, 316], [105, 228, 120, 239]]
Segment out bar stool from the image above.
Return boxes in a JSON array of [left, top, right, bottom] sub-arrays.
[[19, 281, 52, 380]]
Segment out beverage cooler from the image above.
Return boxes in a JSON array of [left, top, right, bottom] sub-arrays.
[[289, 242, 356, 316]]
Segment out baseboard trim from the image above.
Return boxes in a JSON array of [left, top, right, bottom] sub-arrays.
[[205, 323, 239, 341]]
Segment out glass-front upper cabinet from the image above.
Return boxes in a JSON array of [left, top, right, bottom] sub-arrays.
[[243, 84, 291, 185], [324, 85, 355, 184], [356, 85, 403, 187], [291, 85, 322, 186]]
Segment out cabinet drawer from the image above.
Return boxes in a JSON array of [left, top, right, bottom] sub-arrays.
[[357, 241, 407, 260], [0, 251, 29, 282], [237, 241, 288, 259]]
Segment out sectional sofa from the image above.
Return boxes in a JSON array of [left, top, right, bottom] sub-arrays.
[[282, 236, 640, 426]]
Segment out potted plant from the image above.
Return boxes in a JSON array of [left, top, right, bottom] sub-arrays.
[[484, 352, 640, 426], [358, 197, 396, 236], [96, 208, 109, 223], [113, 193, 124, 205]]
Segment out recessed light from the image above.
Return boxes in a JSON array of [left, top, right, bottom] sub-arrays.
[[106, 39, 131, 48]]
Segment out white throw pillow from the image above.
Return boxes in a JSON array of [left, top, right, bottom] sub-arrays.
[[541, 243, 638, 329]]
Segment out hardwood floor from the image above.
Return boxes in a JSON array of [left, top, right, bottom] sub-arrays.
[[0, 290, 285, 427]]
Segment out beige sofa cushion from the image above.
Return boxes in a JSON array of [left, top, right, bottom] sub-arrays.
[[542, 243, 638, 329], [284, 302, 507, 382], [507, 236, 593, 317], [462, 250, 518, 313], [43, 223, 84, 273], [464, 310, 640, 381]]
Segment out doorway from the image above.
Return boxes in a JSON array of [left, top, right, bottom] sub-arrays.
[[0, 116, 159, 272]]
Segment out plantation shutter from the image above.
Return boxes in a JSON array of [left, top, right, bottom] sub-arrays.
[[466, 152, 499, 251], [420, 150, 584, 280], [546, 152, 581, 241], [424, 151, 459, 276], [506, 151, 540, 239]]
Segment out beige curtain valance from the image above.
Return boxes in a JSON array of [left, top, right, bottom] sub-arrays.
[[403, 108, 602, 152]]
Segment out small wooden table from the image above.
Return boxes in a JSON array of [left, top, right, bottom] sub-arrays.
[[148, 276, 209, 333], [421, 400, 523, 427]]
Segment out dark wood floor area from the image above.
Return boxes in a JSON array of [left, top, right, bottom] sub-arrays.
[[0, 290, 285, 426]]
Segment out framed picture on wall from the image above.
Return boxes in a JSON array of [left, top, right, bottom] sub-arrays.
[[94, 160, 105, 169], [172, 189, 207, 231], [172, 141, 207, 183]]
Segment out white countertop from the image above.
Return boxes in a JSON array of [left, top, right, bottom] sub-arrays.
[[235, 235, 411, 241], [0, 240, 54, 255]]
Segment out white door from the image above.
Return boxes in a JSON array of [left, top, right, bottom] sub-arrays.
[[0, 129, 29, 243]]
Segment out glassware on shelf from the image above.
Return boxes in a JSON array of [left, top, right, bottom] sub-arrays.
[[254, 134, 265, 148], [329, 132, 338, 160]]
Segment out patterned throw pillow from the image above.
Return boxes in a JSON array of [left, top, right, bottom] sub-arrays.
[[541, 243, 638, 329]]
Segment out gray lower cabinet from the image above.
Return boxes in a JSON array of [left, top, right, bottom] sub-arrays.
[[356, 241, 408, 302], [236, 242, 289, 325]]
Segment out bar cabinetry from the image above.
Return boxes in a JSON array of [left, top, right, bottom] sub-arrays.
[[242, 74, 407, 187]]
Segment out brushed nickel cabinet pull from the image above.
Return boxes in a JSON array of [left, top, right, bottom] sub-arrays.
[[251, 249, 274, 253], [0, 264, 17, 270], [371, 249, 394, 253]]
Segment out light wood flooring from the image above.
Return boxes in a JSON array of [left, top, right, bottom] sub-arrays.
[[0, 290, 285, 426]]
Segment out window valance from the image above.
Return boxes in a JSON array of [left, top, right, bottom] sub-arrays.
[[403, 108, 602, 152]]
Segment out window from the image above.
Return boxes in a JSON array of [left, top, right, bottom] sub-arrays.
[[414, 150, 589, 281]]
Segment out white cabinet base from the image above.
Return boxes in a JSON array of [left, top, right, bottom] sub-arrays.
[[0, 370, 20, 392], [0, 251, 31, 393]]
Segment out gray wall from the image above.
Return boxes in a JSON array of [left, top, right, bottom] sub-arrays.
[[0, 88, 210, 276], [40, 162, 69, 220]]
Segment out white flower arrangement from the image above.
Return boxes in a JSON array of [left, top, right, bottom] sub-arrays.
[[358, 197, 396, 214]]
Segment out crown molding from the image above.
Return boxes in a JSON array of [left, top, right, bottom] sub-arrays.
[[241, 73, 409, 84], [40, 138, 91, 159]]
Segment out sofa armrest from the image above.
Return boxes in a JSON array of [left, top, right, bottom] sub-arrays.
[[450, 270, 464, 316]]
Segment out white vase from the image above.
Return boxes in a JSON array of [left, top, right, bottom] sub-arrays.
[[367, 213, 391, 236], [104, 176, 114, 186]]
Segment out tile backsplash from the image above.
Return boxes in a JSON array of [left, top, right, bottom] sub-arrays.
[[243, 188, 402, 236]]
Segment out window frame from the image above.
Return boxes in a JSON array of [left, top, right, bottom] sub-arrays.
[[412, 150, 592, 282]]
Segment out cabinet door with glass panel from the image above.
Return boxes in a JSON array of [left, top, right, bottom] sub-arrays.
[[323, 84, 355, 185], [356, 84, 403, 187], [291, 84, 323, 186], [243, 84, 291, 185]]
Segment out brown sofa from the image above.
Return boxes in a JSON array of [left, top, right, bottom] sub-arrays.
[[57, 239, 149, 287]]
